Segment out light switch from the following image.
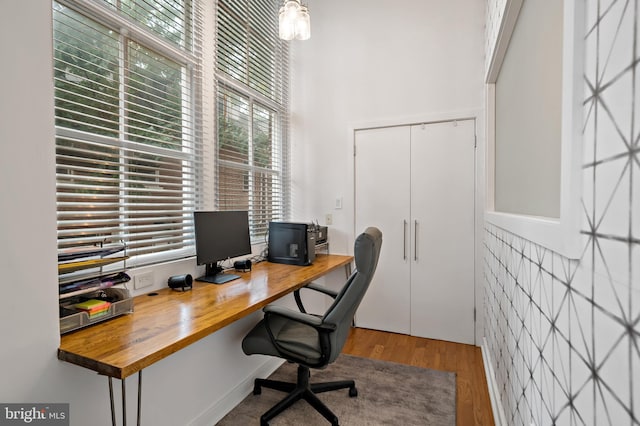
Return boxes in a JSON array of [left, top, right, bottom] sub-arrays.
[[135, 271, 154, 289]]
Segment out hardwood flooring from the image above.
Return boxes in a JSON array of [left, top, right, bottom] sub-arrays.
[[342, 327, 495, 426]]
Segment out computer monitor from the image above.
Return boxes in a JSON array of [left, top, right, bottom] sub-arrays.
[[193, 210, 252, 284]]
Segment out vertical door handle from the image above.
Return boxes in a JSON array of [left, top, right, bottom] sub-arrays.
[[403, 220, 408, 260], [414, 220, 419, 261]]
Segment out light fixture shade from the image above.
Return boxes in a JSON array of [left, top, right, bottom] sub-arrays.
[[278, 0, 310, 41], [278, 1, 298, 40], [295, 6, 310, 40]]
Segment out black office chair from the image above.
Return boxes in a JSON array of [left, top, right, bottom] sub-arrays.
[[241, 227, 383, 426]]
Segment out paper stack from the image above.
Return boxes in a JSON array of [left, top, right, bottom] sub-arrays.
[[73, 299, 111, 319]]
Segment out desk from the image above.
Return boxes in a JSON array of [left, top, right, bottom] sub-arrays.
[[58, 254, 353, 425]]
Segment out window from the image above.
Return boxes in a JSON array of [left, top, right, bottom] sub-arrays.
[[494, 0, 562, 218], [485, 0, 584, 258], [53, 0, 203, 265], [216, 0, 289, 240]]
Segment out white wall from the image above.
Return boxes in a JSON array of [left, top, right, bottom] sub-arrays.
[[0, 0, 60, 404], [0, 2, 306, 425], [290, 0, 486, 328]]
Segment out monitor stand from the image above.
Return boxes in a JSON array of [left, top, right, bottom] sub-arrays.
[[196, 263, 240, 285]]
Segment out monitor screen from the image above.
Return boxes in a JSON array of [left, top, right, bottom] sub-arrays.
[[193, 211, 252, 283]]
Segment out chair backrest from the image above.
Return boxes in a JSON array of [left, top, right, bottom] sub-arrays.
[[322, 227, 382, 363]]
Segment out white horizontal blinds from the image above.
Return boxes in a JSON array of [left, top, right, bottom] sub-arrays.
[[126, 41, 184, 149], [53, 0, 203, 264], [251, 103, 283, 236], [217, 0, 280, 101], [112, 0, 193, 50], [216, 84, 283, 237], [54, 6, 120, 136], [55, 134, 195, 252], [216, 0, 289, 240]]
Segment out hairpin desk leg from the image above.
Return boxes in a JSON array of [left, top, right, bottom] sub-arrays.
[[107, 371, 142, 426], [137, 372, 142, 426], [109, 377, 116, 426]]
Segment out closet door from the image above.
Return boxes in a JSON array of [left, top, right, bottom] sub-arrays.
[[409, 120, 475, 344], [354, 126, 411, 334]]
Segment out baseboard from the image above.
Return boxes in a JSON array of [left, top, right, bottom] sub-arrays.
[[188, 358, 284, 426], [481, 338, 508, 426]]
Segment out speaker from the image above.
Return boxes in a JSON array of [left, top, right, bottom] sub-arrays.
[[233, 259, 252, 272], [167, 274, 192, 291]]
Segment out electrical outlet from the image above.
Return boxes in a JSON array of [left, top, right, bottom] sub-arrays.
[[325, 213, 333, 225], [135, 271, 154, 289]]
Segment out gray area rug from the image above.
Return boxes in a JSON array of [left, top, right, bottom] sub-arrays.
[[216, 354, 456, 425]]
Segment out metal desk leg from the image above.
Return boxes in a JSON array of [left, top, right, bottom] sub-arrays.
[[108, 377, 116, 426], [107, 371, 142, 426], [137, 372, 142, 425]]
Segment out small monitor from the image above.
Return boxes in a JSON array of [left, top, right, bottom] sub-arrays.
[[194, 210, 252, 284]]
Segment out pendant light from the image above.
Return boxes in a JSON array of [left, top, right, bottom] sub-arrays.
[[278, 0, 310, 41]]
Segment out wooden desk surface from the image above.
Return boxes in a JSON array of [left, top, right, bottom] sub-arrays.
[[58, 254, 353, 379]]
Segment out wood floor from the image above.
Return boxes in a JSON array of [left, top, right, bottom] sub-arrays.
[[342, 327, 495, 426]]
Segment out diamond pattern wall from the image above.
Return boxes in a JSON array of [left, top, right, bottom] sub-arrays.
[[484, 1, 640, 425]]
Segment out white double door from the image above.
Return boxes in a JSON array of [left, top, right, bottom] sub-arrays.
[[354, 119, 475, 344]]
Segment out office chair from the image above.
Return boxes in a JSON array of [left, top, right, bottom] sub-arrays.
[[241, 227, 383, 426]]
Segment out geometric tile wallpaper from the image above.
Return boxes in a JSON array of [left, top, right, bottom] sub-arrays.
[[483, 1, 640, 425]]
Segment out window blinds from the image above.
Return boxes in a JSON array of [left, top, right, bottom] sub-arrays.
[[216, 0, 289, 240], [53, 0, 204, 265]]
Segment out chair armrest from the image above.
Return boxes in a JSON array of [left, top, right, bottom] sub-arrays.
[[263, 305, 336, 331], [304, 283, 338, 298], [293, 282, 338, 314]]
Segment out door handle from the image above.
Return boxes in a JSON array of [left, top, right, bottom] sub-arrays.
[[403, 220, 408, 260], [414, 220, 418, 261]]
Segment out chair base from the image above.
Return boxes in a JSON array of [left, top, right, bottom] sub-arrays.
[[253, 365, 358, 426]]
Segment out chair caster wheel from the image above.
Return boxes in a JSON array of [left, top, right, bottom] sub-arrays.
[[349, 387, 358, 397]]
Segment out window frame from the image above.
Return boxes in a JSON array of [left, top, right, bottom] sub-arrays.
[[484, 0, 585, 259], [214, 0, 290, 242], [53, 0, 203, 267]]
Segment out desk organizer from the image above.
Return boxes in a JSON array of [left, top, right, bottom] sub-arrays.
[[58, 243, 133, 334], [60, 287, 133, 334]]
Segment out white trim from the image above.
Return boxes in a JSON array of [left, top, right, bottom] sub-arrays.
[[485, 0, 524, 84], [188, 357, 284, 426], [485, 0, 585, 259], [485, 84, 496, 211], [348, 108, 482, 134], [481, 338, 508, 426]]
